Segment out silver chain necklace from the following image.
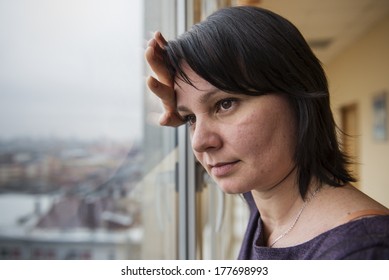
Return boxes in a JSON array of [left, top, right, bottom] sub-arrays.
[[269, 187, 321, 248]]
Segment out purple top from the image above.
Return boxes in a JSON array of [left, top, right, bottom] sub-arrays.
[[238, 192, 389, 259]]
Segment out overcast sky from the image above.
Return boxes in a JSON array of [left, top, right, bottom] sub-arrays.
[[0, 0, 143, 142]]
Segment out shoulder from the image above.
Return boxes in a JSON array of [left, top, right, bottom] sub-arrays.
[[305, 184, 389, 240], [315, 215, 389, 259]]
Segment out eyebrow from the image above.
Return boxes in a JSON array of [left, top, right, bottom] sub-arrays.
[[177, 88, 221, 113]]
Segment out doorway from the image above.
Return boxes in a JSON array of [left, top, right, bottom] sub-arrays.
[[340, 103, 360, 187]]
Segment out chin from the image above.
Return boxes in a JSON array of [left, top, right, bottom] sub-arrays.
[[216, 181, 250, 194]]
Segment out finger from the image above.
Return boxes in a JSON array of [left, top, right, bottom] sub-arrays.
[[159, 112, 185, 127], [145, 45, 172, 87], [146, 76, 176, 110], [147, 76, 184, 127], [148, 32, 173, 86], [155, 31, 167, 48]]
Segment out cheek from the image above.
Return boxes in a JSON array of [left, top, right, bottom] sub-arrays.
[[234, 109, 295, 160], [235, 113, 272, 146], [193, 151, 201, 162]]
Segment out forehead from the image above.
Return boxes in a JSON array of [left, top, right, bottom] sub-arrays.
[[174, 63, 216, 98]]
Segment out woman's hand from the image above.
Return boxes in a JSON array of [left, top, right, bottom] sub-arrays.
[[145, 32, 185, 127]]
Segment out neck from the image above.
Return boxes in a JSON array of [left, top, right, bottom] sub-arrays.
[[250, 168, 317, 245], [252, 181, 303, 232]]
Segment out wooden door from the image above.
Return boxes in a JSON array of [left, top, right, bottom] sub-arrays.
[[340, 103, 360, 187]]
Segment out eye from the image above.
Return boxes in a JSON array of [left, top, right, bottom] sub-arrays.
[[183, 114, 196, 126], [216, 98, 236, 112]]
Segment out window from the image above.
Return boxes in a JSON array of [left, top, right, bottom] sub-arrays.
[[0, 0, 146, 260], [0, 0, 249, 260]]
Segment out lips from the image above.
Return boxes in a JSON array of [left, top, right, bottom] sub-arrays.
[[209, 160, 240, 177]]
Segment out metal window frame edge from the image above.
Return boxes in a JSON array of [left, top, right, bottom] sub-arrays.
[[177, 0, 197, 260]]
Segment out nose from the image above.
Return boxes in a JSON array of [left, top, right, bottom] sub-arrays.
[[191, 118, 222, 153]]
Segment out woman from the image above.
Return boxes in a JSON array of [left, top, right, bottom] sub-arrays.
[[145, 6, 389, 259]]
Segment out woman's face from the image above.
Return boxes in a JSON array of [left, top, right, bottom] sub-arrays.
[[175, 65, 297, 194]]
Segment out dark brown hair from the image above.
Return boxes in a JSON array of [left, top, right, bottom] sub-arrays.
[[165, 6, 355, 198]]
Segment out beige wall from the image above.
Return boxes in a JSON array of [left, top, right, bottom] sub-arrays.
[[326, 15, 389, 207]]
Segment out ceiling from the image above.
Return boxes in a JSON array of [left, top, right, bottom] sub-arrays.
[[236, 0, 389, 64]]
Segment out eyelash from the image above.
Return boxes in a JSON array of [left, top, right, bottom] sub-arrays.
[[183, 98, 238, 126], [215, 98, 236, 112], [183, 115, 197, 126]]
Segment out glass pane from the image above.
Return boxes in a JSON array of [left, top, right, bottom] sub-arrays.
[[199, 171, 249, 259], [141, 0, 179, 259], [0, 0, 148, 260]]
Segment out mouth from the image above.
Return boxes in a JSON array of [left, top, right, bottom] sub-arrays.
[[208, 160, 240, 177]]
